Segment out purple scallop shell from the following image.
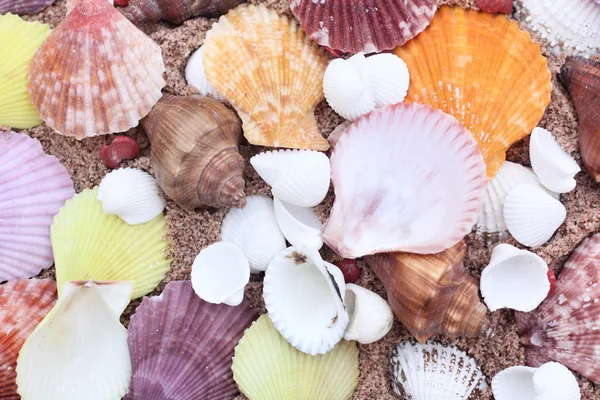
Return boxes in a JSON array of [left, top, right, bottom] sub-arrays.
[[0, 0, 56, 15], [0, 132, 74, 282], [125, 280, 258, 400]]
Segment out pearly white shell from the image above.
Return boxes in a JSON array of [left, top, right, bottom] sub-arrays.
[[343, 283, 393, 344], [364, 53, 409, 108], [185, 46, 225, 101], [273, 197, 322, 250]]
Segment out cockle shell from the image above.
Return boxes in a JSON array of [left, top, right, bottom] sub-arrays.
[[322, 102, 487, 258], [125, 280, 257, 400], [394, 6, 552, 177], [343, 283, 393, 344], [120, 0, 244, 24], [185, 46, 225, 101], [290, 0, 437, 54], [0, 131, 74, 281], [0, 0, 55, 14], [202, 4, 330, 151], [273, 197, 323, 250], [27, 0, 165, 138]]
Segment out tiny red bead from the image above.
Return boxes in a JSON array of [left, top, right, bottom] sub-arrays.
[[101, 135, 140, 169], [547, 268, 557, 296], [335, 259, 361, 284]]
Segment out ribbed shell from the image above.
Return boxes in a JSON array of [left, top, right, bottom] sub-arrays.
[[120, 0, 245, 24], [0, 0, 55, 14]]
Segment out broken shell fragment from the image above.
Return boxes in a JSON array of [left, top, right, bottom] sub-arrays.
[[343, 283, 393, 344], [185, 46, 225, 101], [273, 197, 323, 250], [120, 0, 245, 24]]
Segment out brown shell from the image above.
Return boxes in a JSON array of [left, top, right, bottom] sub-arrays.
[[120, 0, 244, 25], [365, 242, 489, 343], [141, 94, 246, 210]]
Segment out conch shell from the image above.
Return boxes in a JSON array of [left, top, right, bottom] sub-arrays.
[[120, 0, 244, 25], [365, 242, 489, 343], [141, 94, 246, 210]]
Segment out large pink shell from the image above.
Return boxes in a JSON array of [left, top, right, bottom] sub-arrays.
[[125, 280, 257, 400], [0, 0, 55, 14], [290, 0, 438, 54], [0, 132, 74, 281], [322, 103, 487, 258]]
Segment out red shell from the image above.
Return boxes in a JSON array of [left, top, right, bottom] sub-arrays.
[[335, 259, 361, 283], [101, 135, 140, 169], [475, 0, 513, 14]]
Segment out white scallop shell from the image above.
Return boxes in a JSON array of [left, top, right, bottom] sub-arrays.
[[273, 197, 322, 250], [529, 127, 580, 193], [343, 283, 393, 344], [220, 195, 286, 273], [185, 46, 225, 102], [364, 53, 409, 108], [97, 168, 165, 225], [480, 244, 550, 312], [250, 149, 330, 207], [503, 184, 566, 247], [191, 241, 250, 306], [263, 246, 348, 355]]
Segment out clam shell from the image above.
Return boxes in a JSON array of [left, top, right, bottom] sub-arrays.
[[503, 184, 566, 247], [97, 168, 166, 225], [0, 131, 74, 281], [0, 279, 56, 400], [27, 0, 165, 138], [263, 247, 349, 355], [365, 53, 410, 108], [0, 14, 50, 129], [125, 280, 257, 400], [290, 0, 437, 54], [232, 315, 359, 400], [51, 188, 171, 299], [202, 4, 330, 151], [220, 195, 286, 273], [185, 46, 225, 102], [343, 283, 393, 344], [0, 0, 55, 14], [273, 197, 323, 250], [390, 340, 488, 399], [394, 6, 552, 177], [322, 102, 487, 258]]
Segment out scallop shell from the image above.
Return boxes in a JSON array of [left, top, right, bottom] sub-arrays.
[[394, 6, 552, 177], [0, 14, 50, 129], [220, 195, 286, 273], [322, 102, 487, 258], [0, 279, 56, 400], [97, 168, 166, 225], [185, 46, 225, 101], [273, 197, 323, 250], [0, 0, 55, 14], [202, 4, 330, 151], [27, 0, 166, 138], [0, 131, 74, 281], [290, 0, 437, 54], [390, 341, 489, 399], [232, 314, 359, 400], [51, 188, 171, 299], [343, 283, 393, 344], [125, 280, 257, 400]]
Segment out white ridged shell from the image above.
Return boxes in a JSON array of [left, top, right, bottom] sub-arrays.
[[273, 197, 322, 250], [364, 53, 409, 108], [185, 46, 225, 102], [343, 283, 393, 344]]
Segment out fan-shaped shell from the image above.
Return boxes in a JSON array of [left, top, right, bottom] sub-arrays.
[[125, 280, 257, 400], [202, 4, 330, 151], [394, 6, 552, 177]]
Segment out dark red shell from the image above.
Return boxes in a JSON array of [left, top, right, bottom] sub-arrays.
[[120, 0, 245, 25]]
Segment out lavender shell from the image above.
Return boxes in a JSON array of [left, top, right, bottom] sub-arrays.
[[0, 0, 55, 15]]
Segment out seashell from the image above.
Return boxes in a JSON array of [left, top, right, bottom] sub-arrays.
[[273, 197, 322, 250], [0, 279, 56, 400], [503, 184, 566, 247], [290, 0, 437, 54], [343, 283, 393, 344], [559, 57, 600, 183], [221, 195, 286, 273], [365, 53, 410, 108], [263, 247, 349, 355], [529, 127, 580, 193], [0, 0, 55, 14], [233, 314, 359, 400], [190, 241, 250, 306], [16, 281, 133, 400], [365, 242, 490, 343], [142, 94, 246, 210], [202, 4, 330, 151], [480, 244, 551, 312], [27, 0, 166, 139], [394, 6, 552, 177], [390, 340, 489, 399], [101, 135, 140, 169], [97, 168, 165, 225], [0, 14, 50, 129], [121, 0, 244, 25], [475, 0, 513, 14], [322, 102, 487, 258], [250, 149, 330, 207], [514, 0, 600, 57], [51, 188, 171, 299], [125, 280, 257, 400], [0, 131, 74, 282], [185, 46, 225, 102], [515, 233, 600, 384]]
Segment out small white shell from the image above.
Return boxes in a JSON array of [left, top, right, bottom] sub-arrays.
[[343, 283, 393, 344], [191, 241, 250, 306], [364, 53, 409, 108], [221, 195, 286, 273], [97, 168, 165, 225], [273, 197, 323, 250], [185, 46, 225, 101], [250, 149, 331, 207], [503, 184, 566, 247], [480, 243, 550, 312], [530, 127, 580, 193]]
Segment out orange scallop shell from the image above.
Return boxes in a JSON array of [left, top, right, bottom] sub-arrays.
[[394, 6, 552, 177]]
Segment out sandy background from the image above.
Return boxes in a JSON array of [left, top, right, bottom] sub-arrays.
[[15, 0, 600, 398]]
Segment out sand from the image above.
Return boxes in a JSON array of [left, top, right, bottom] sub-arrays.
[[15, 0, 600, 398]]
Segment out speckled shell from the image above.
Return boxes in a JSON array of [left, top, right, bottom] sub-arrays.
[[121, 0, 245, 25], [0, 0, 54, 14], [27, 0, 165, 139], [202, 4, 330, 151], [394, 6, 552, 177]]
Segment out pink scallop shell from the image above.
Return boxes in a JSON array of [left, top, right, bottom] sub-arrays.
[[0, 0, 55, 14]]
